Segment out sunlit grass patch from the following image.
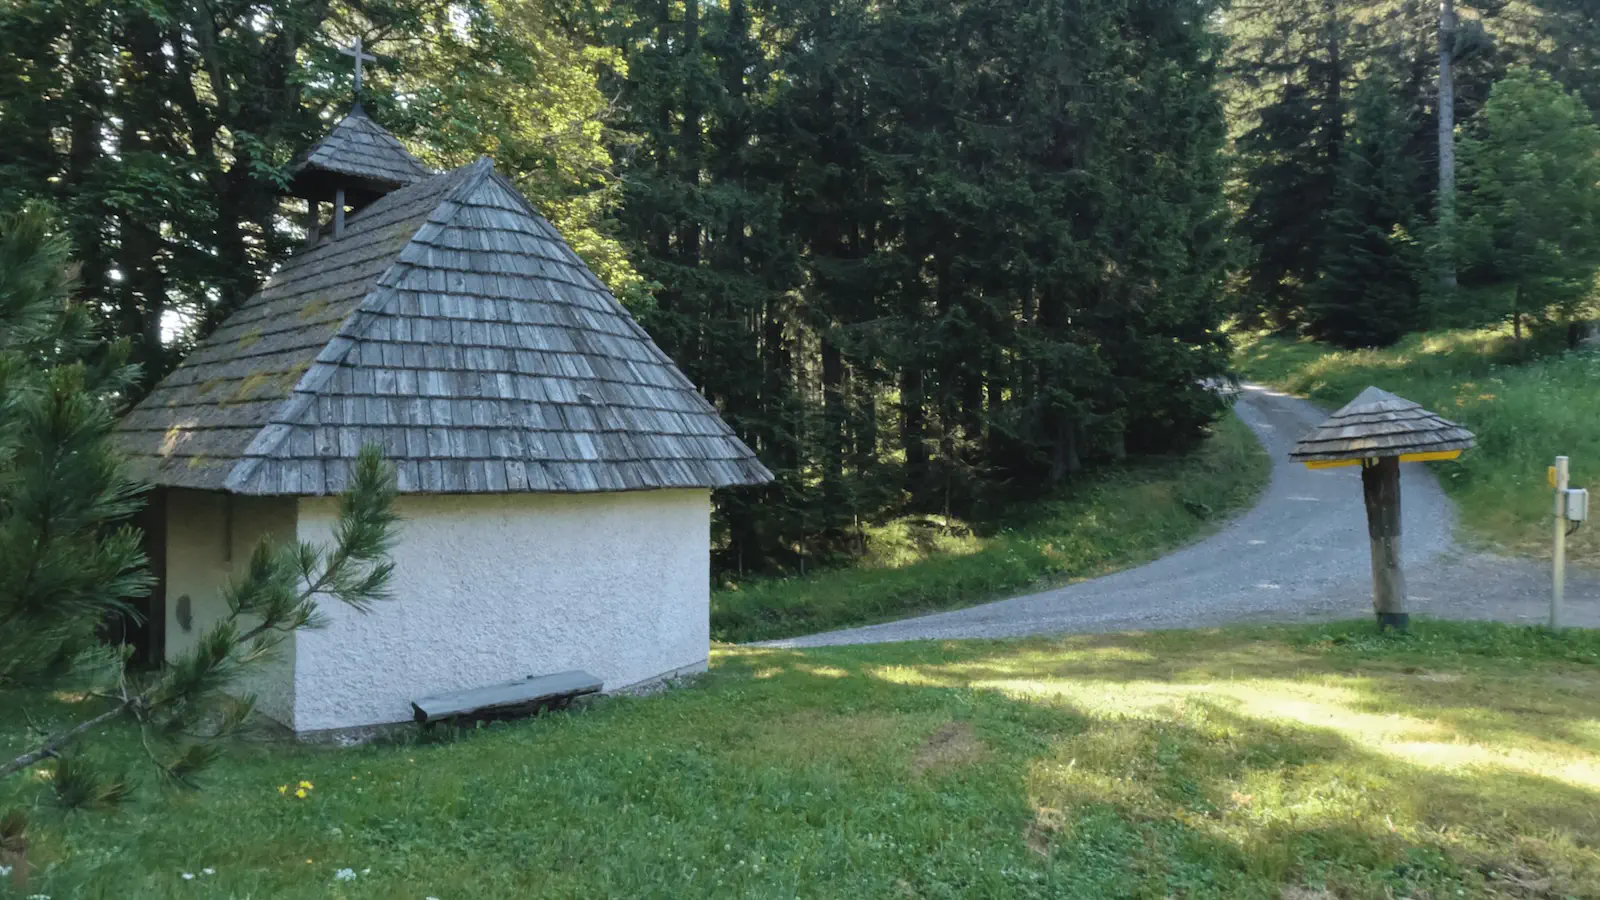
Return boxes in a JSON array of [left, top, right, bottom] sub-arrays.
[[1235, 326, 1600, 565], [712, 412, 1270, 642], [6, 620, 1600, 898]]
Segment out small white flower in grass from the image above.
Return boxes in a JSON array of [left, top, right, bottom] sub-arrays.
[[0, 864, 10, 877], [182, 873, 195, 881], [334, 868, 357, 882], [202, 868, 215, 876]]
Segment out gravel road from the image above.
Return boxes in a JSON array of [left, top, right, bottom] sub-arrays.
[[762, 385, 1600, 648]]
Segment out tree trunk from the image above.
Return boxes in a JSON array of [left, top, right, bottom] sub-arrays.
[[1323, 0, 1345, 172], [652, 0, 674, 293], [114, 14, 177, 385], [1108, 426, 1127, 462], [65, 13, 106, 305], [1361, 457, 1407, 630], [1050, 418, 1081, 482], [822, 326, 848, 550], [1513, 283, 1524, 346], [1438, 0, 1458, 291], [677, 0, 701, 272], [901, 367, 928, 498]]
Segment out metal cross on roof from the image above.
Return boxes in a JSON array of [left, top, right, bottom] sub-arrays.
[[338, 36, 377, 95]]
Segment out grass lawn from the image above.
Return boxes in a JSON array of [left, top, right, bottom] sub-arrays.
[[712, 411, 1269, 643], [6, 620, 1600, 898], [1236, 326, 1600, 566]]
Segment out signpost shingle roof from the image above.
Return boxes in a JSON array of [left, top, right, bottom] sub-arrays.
[[1288, 386, 1476, 462], [116, 157, 772, 495], [286, 106, 432, 199]]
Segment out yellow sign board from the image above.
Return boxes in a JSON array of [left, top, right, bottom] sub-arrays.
[[1303, 449, 1463, 470], [1396, 450, 1465, 464]]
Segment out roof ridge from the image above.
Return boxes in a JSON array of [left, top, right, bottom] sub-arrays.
[[126, 155, 770, 496], [223, 164, 485, 491], [479, 168, 611, 295], [466, 168, 735, 419], [447, 157, 499, 201]]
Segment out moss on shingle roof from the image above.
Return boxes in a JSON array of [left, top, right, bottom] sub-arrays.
[[117, 158, 771, 495]]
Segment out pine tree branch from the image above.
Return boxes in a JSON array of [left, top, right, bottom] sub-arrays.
[[0, 703, 129, 780], [4, 549, 306, 781], [7, 459, 58, 631]]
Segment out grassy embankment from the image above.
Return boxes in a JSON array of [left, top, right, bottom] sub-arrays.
[[712, 411, 1269, 643], [1235, 326, 1600, 565], [5, 620, 1600, 898]]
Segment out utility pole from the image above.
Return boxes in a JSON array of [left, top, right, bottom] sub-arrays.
[[1438, 0, 1458, 292]]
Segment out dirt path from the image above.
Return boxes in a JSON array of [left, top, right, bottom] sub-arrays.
[[763, 385, 1600, 648]]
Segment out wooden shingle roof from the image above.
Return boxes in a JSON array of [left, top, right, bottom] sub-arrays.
[[1288, 386, 1476, 462], [116, 158, 772, 495], [286, 106, 432, 200]]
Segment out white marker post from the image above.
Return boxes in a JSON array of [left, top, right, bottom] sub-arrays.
[[1552, 455, 1569, 628]]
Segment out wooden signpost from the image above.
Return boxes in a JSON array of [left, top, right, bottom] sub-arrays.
[[1362, 456, 1406, 627], [1548, 456, 1591, 628], [1553, 456, 1569, 628], [1289, 387, 1476, 630]]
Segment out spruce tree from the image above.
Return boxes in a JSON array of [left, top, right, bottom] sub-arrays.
[[1221, 0, 1572, 335], [1225, 0, 1350, 330], [1459, 68, 1600, 343], [597, 0, 1237, 572], [1306, 76, 1425, 348]]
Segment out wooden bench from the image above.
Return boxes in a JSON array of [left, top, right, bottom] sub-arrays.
[[411, 670, 602, 725]]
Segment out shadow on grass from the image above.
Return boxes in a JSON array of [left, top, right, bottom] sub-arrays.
[[7, 622, 1600, 898], [716, 627, 1600, 898]]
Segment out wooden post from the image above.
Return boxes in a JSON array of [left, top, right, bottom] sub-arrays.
[[1552, 455, 1570, 628], [305, 200, 320, 248], [1362, 456, 1407, 630], [334, 189, 346, 238]]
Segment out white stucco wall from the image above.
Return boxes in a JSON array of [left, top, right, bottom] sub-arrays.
[[163, 489, 299, 725], [291, 489, 711, 732]]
